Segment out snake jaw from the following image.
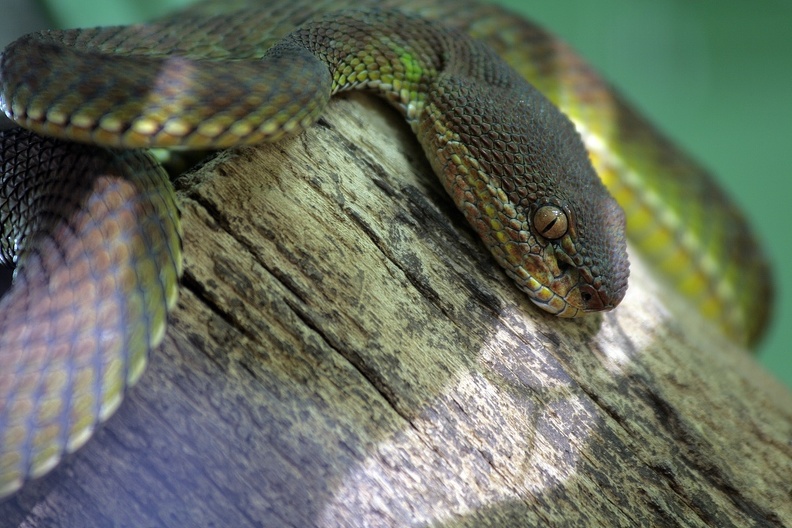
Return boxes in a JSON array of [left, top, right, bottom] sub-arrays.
[[522, 236, 623, 316], [558, 255, 624, 314], [533, 276, 612, 317]]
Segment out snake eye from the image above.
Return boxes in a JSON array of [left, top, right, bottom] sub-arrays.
[[533, 205, 568, 239]]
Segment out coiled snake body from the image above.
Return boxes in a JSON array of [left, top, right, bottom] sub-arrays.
[[0, 0, 772, 497]]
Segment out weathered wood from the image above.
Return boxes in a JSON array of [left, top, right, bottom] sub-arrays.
[[1, 93, 790, 527]]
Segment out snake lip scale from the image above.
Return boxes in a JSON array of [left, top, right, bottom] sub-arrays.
[[0, 0, 772, 499]]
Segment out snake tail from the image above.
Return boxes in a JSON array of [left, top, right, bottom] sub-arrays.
[[0, 128, 182, 497]]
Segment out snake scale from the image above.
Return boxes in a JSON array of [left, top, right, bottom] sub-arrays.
[[0, 0, 772, 498]]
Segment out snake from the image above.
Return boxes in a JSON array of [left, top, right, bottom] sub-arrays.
[[0, 0, 772, 498]]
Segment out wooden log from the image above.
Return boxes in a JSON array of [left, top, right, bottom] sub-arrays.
[[1, 93, 790, 527]]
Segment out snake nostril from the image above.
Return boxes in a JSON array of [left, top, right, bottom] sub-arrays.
[[579, 284, 606, 311]]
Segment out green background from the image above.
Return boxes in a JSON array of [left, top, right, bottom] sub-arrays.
[[7, 0, 791, 389]]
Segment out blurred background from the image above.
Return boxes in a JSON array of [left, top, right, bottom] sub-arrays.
[[2, 0, 789, 390]]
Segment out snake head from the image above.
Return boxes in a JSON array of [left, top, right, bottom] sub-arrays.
[[504, 90, 630, 317], [521, 190, 629, 317], [422, 67, 629, 318], [492, 91, 630, 317]]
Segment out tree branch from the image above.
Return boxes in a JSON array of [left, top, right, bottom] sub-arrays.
[[3, 93, 790, 528]]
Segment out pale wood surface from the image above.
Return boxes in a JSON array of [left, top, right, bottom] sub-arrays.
[[1, 94, 790, 527]]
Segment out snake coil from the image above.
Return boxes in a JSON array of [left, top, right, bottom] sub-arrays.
[[0, 0, 772, 498]]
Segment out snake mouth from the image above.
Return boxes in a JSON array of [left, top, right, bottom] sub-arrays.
[[523, 281, 598, 315], [524, 281, 616, 318], [547, 238, 623, 315], [518, 243, 619, 317]]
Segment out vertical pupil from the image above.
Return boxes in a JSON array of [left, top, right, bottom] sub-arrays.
[[541, 218, 557, 234]]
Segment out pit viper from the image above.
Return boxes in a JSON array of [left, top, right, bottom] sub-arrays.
[[0, 0, 772, 498]]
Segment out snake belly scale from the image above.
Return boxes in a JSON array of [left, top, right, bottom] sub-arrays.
[[0, 0, 772, 497]]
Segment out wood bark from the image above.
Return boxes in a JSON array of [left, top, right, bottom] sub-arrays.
[[1, 93, 790, 527]]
